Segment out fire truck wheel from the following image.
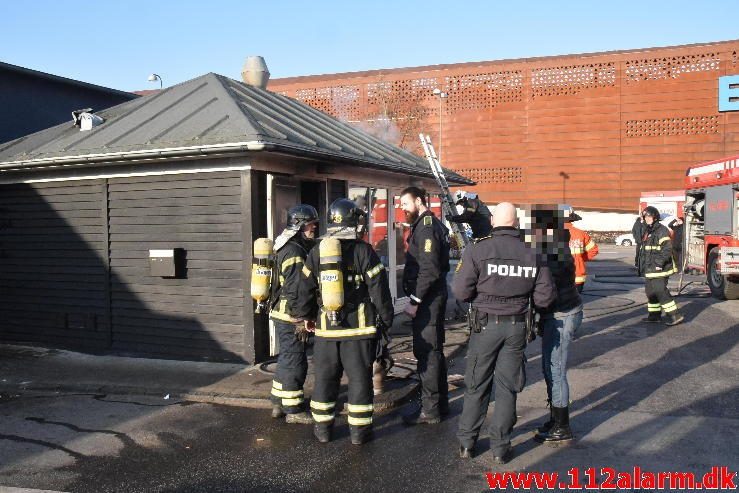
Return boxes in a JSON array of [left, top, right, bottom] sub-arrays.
[[707, 248, 739, 300]]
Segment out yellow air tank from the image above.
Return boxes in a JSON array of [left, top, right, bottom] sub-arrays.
[[319, 238, 344, 324], [250, 238, 274, 313]]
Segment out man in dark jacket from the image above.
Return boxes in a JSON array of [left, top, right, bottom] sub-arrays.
[[399, 186, 451, 425], [632, 211, 647, 267], [294, 199, 394, 445], [269, 205, 318, 424], [453, 202, 556, 464], [638, 206, 684, 326], [529, 205, 583, 444], [447, 190, 493, 240]]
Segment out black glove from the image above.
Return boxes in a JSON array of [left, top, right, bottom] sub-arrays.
[[375, 316, 391, 360]]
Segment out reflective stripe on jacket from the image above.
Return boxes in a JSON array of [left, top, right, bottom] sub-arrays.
[[637, 223, 676, 278]]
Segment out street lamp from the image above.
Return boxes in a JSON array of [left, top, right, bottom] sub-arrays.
[[147, 73, 163, 89], [559, 171, 570, 203], [432, 88, 448, 163]]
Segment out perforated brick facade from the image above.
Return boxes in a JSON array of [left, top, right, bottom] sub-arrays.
[[269, 40, 739, 211]]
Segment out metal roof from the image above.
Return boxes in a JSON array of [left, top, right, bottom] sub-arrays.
[[0, 61, 137, 100], [0, 72, 471, 185]]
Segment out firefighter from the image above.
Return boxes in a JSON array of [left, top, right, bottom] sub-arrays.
[[400, 186, 451, 425], [637, 206, 684, 326], [562, 206, 599, 292], [453, 202, 556, 463], [294, 198, 394, 445], [668, 217, 685, 271], [268, 205, 319, 424], [447, 190, 493, 240]]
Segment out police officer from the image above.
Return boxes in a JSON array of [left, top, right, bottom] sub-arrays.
[[399, 186, 451, 425], [269, 205, 319, 424], [294, 198, 394, 445], [447, 190, 493, 240], [453, 202, 556, 463], [638, 206, 684, 326]]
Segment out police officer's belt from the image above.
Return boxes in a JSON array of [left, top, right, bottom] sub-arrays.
[[478, 294, 528, 304], [487, 314, 527, 324]]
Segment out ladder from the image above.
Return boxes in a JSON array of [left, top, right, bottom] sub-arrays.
[[419, 133, 469, 321], [419, 133, 470, 248]]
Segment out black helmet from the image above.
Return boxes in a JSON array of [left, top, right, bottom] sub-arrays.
[[328, 198, 365, 228], [286, 204, 319, 231], [642, 206, 660, 220]]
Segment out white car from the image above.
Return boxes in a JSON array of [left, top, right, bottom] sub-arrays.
[[615, 233, 635, 246]]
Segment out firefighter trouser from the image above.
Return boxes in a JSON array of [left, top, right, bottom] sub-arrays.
[[457, 319, 527, 455], [271, 321, 308, 414], [645, 277, 678, 316], [412, 287, 449, 418], [310, 337, 377, 431]]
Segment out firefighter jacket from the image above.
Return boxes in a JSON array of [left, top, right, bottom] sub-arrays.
[[269, 236, 315, 323], [449, 197, 493, 239], [452, 227, 556, 315], [295, 238, 394, 341], [637, 223, 676, 278], [565, 223, 599, 285], [402, 210, 450, 305]]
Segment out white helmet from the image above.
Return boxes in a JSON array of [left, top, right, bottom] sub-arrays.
[[454, 190, 478, 203]]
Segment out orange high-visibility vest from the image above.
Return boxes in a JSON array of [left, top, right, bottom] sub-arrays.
[[566, 223, 599, 285]]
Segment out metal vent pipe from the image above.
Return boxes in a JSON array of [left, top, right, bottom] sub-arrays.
[[241, 56, 270, 89]]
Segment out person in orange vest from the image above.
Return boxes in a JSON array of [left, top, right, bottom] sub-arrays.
[[562, 206, 598, 293]]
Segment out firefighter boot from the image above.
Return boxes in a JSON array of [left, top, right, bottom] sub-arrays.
[[285, 411, 313, 425], [350, 425, 373, 446], [537, 401, 554, 434], [536, 406, 573, 443], [664, 310, 685, 326], [313, 424, 333, 443], [271, 404, 285, 419], [641, 312, 662, 323]]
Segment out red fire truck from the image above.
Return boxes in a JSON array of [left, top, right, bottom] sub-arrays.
[[683, 155, 739, 300], [639, 190, 685, 219]]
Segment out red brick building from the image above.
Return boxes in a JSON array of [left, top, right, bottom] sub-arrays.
[[270, 40, 739, 212]]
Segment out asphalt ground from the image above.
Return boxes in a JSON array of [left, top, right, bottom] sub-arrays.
[[0, 245, 737, 492]]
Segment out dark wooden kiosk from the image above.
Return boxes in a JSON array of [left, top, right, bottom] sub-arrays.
[[0, 72, 470, 363]]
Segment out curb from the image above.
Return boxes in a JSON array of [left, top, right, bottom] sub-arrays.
[[0, 337, 470, 413]]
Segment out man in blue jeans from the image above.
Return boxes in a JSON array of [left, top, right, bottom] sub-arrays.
[[534, 206, 583, 443]]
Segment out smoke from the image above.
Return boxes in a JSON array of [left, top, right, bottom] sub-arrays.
[[356, 117, 402, 147]]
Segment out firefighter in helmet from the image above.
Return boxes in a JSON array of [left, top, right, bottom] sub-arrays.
[[561, 205, 599, 292], [268, 204, 319, 424], [447, 190, 493, 240], [294, 198, 394, 445], [637, 206, 684, 326]]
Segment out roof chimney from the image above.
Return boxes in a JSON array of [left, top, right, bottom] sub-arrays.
[[241, 56, 270, 89]]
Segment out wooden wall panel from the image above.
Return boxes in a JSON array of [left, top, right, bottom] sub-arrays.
[[107, 171, 245, 361], [0, 180, 109, 350]]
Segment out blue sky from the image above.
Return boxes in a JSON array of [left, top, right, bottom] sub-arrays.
[[2, 0, 738, 92]]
